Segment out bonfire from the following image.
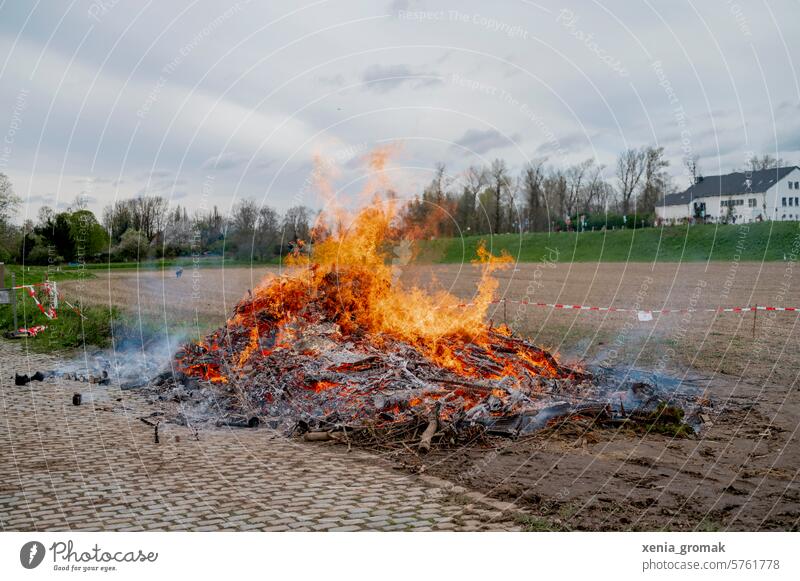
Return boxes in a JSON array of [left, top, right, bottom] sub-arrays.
[[174, 153, 700, 448]]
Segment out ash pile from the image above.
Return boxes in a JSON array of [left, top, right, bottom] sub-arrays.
[[173, 326, 706, 449]]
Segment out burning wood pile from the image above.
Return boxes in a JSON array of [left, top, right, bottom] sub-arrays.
[[172, 179, 701, 449]]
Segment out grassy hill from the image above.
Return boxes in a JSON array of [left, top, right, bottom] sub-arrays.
[[420, 221, 800, 264]]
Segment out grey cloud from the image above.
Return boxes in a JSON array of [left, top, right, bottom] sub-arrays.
[[137, 170, 172, 180], [536, 132, 590, 155], [453, 128, 521, 155], [73, 176, 113, 184], [25, 194, 56, 204], [361, 64, 441, 93], [201, 152, 247, 170]]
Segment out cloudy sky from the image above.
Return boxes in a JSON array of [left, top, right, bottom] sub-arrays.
[[1, 0, 799, 220]]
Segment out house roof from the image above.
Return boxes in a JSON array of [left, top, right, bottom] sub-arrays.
[[659, 166, 799, 206]]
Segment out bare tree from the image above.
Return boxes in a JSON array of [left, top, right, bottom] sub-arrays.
[[71, 193, 89, 211], [37, 205, 56, 228], [581, 162, 608, 215], [639, 147, 670, 213], [489, 159, 511, 233], [456, 165, 487, 233], [520, 159, 546, 231], [616, 148, 646, 215], [255, 206, 280, 260], [543, 167, 567, 226], [684, 154, 701, 186], [564, 159, 593, 218], [282, 206, 311, 242], [124, 195, 169, 241], [747, 154, 785, 172], [229, 199, 260, 259]]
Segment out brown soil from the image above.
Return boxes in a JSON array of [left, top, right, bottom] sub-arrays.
[[64, 262, 800, 530]]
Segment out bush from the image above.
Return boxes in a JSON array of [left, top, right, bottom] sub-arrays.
[[111, 229, 149, 262], [26, 245, 63, 265]]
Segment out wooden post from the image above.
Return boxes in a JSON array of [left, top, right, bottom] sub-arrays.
[[11, 272, 17, 330], [752, 304, 757, 341]]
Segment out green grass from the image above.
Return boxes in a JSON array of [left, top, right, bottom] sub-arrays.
[[420, 221, 800, 263], [2, 263, 97, 286], [78, 255, 282, 270], [0, 287, 116, 351]]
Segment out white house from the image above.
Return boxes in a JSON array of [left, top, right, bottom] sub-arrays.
[[656, 166, 800, 224]]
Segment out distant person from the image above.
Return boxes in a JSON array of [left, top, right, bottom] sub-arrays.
[[176, 267, 183, 279]]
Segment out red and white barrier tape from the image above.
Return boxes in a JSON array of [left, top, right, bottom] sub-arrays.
[[17, 325, 47, 336], [8, 281, 61, 320], [22, 283, 57, 319], [457, 298, 800, 315]]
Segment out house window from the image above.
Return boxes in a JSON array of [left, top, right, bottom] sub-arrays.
[[791, 198, 795, 206], [783, 197, 787, 206], [796, 181, 799, 188], [796, 197, 799, 206], [749, 198, 756, 207]]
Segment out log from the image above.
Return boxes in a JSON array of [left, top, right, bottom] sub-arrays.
[[417, 408, 439, 454], [303, 431, 343, 442]]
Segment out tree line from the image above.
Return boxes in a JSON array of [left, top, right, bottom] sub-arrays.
[[0, 152, 791, 265]]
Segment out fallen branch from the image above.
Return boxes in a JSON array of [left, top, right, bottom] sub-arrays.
[[303, 431, 344, 442], [418, 407, 439, 454]]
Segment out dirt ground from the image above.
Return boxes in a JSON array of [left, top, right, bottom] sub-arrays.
[[60, 261, 800, 531]]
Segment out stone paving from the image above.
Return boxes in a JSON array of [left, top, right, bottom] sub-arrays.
[[0, 343, 520, 531]]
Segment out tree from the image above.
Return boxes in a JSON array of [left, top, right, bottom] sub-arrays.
[[35, 209, 109, 263], [564, 159, 593, 219], [68, 209, 110, 259], [684, 154, 701, 186], [521, 160, 546, 231], [616, 148, 646, 216], [37, 206, 56, 228], [255, 206, 280, 260], [112, 229, 148, 261], [0, 173, 20, 226], [582, 162, 609, 215], [160, 204, 193, 257], [282, 206, 311, 243], [639, 147, 670, 213], [489, 159, 511, 233], [543, 167, 567, 226], [747, 154, 784, 172], [193, 205, 225, 252], [102, 200, 134, 244], [36, 212, 75, 262], [455, 165, 486, 234], [229, 199, 260, 259], [129, 195, 168, 241], [0, 173, 21, 259]]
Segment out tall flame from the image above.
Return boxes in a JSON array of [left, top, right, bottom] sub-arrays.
[[230, 149, 510, 370]]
